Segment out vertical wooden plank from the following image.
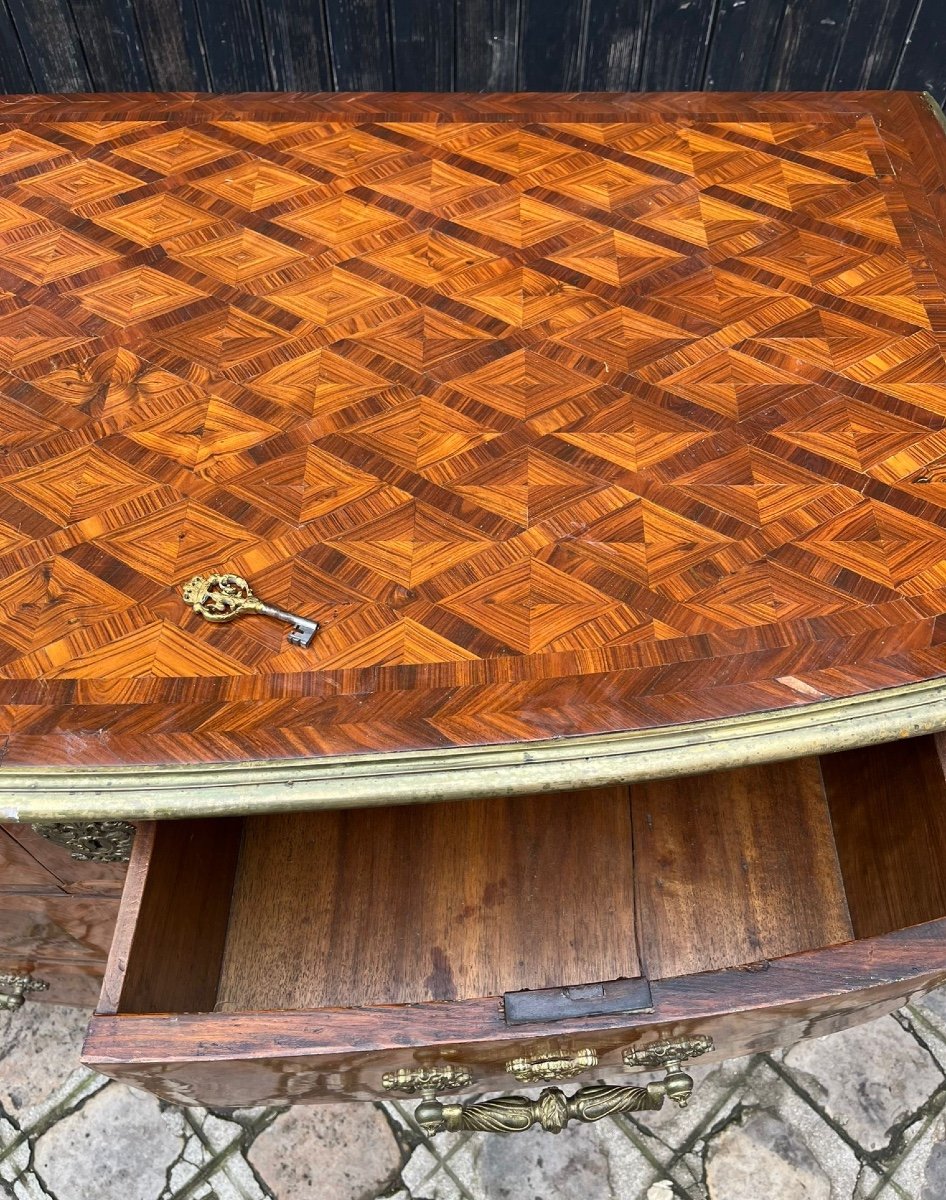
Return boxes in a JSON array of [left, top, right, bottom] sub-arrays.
[[4, 0, 92, 91], [456, 0, 519, 90], [192, 0, 272, 89], [105, 821, 242, 1016], [131, 0, 211, 89], [831, 0, 920, 89], [632, 758, 853, 980], [823, 737, 946, 940], [519, 0, 585, 90], [639, 0, 715, 91], [69, 0, 152, 89], [325, 0, 394, 89], [391, 0, 454, 89], [703, 0, 784, 90], [892, 0, 946, 104], [0, 1, 33, 92], [261, 0, 333, 90], [766, 0, 852, 90], [582, 0, 649, 90]]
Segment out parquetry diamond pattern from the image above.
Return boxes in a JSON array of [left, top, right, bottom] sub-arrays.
[[1, 93, 946, 766]]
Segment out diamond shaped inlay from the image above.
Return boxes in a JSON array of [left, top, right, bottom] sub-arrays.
[[21, 160, 143, 206], [93, 194, 218, 245], [3, 445, 156, 526], [75, 266, 207, 323], [171, 229, 304, 285], [94, 500, 261, 582], [0, 229, 117, 284]]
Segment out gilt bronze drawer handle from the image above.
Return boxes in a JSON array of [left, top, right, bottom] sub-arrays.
[[623, 1035, 714, 1070], [382, 1065, 473, 1094], [506, 1047, 598, 1082], [415, 1067, 695, 1135], [182, 573, 319, 647], [417, 1034, 714, 1134], [0, 972, 49, 1011]]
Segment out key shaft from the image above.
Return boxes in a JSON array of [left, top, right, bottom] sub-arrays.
[[182, 573, 320, 647]]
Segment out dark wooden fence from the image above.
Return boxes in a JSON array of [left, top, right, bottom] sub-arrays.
[[1, 0, 944, 101]]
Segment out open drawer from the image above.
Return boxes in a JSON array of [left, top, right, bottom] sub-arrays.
[[84, 735, 946, 1112]]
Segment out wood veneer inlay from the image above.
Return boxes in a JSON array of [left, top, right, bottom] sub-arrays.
[[2, 92, 946, 767]]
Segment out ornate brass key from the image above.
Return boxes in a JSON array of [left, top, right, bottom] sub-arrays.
[[182, 573, 319, 647]]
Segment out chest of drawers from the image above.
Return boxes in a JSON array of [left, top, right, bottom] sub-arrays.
[[3, 88, 946, 1136], [77, 736, 946, 1128]]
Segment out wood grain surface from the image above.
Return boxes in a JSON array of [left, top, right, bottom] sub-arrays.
[[1, 822, 127, 894], [632, 757, 853, 978], [84, 918, 946, 1104], [2, 91, 946, 768], [100, 818, 241, 1014], [215, 789, 638, 1010], [0, 826, 65, 892], [0, 892, 117, 959], [0, 0, 944, 99], [823, 736, 946, 938], [84, 734, 946, 1101]]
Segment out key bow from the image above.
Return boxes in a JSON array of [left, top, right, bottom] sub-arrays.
[[182, 572, 319, 647]]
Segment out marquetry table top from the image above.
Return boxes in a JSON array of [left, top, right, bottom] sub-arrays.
[[2, 91, 946, 815]]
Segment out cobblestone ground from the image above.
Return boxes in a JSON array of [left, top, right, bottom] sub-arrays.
[[5, 989, 946, 1199]]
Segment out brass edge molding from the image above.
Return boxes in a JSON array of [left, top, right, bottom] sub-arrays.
[[921, 92, 946, 137], [2, 676, 946, 820]]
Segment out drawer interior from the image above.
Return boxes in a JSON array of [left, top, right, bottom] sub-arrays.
[[102, 734, 946, 1018], [216, 788, 639, 1011]]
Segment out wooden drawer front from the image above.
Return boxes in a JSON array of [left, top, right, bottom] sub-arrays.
[[0, 956, 104, 1007], [83, 737, 946, 1108], [1, 825, 127, 896], [0, 895, 117, 962], [0, 828, 64, 893], [85, 931, 946, 1108]]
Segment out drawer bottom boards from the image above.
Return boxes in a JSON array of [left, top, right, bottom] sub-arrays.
[[83, 735, 946, 1108]]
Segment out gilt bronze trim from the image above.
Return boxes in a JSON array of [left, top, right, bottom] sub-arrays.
[[2, 679, 946, 820], [506, 1047, 598, 1082], [382, 1065, 473, 1094], [0, 972, 48, 1011], [31, 821, 135, 862], [416, 1069, 695, 1135]]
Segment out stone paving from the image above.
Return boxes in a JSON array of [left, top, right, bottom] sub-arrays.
[[4, 990, 946, 1199]]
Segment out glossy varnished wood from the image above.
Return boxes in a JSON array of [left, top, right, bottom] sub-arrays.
[[0, 892, 117, 960], [0, 820, 126, 1009], [2, 92, 946, 768], [0, 826, 65, 892], [215, 789, 638, 1011], [84, 921, 946, 1105]]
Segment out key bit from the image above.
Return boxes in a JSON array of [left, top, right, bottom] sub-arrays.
[[182, 573, 319, 647]]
